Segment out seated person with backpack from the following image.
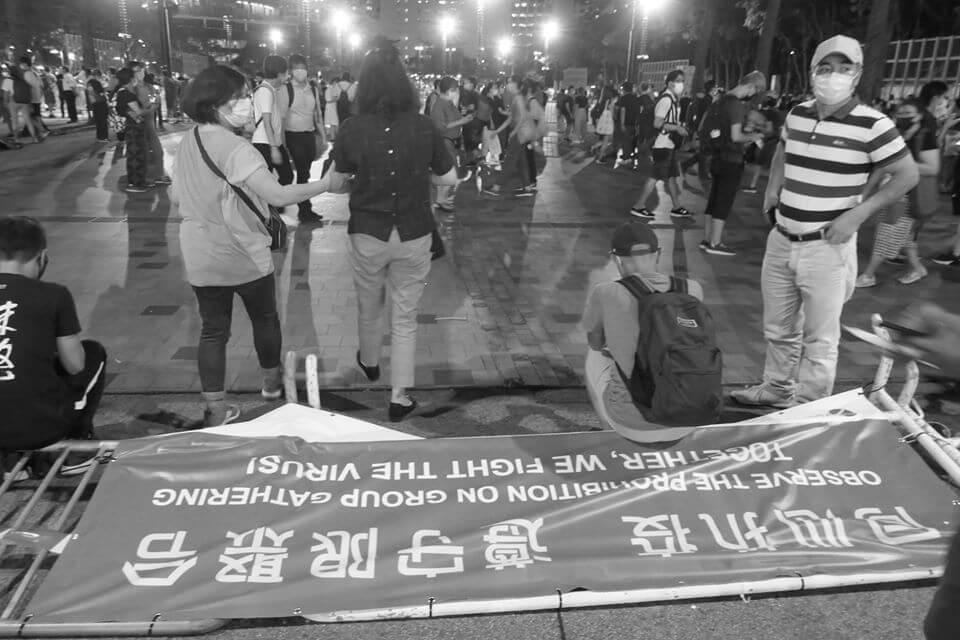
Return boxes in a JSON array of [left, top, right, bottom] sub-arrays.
[[582, 222, 722, 443], [0, 217, 107, 475]]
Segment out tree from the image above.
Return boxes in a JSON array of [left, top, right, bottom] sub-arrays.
[[752, 0, 782, 78], [860, 0, 893, 101], [690, 1, 716, 94]]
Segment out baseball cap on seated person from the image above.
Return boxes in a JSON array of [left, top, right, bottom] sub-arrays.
[[610, 222, 659, 256], [811, 35, 863, 69]]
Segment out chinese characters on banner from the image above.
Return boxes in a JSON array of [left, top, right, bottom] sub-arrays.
[[30, 422, 955, 622]]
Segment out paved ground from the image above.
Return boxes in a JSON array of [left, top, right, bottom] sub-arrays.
[[4, 119, 960, 397], [3, 119, 960, 639]]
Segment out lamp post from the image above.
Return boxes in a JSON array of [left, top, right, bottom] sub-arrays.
[[332, 10, 352, 63], [477, 0, 486, 64], [542, 19, 559, 56], [269, 29, 283, 54], [497, 36, 513, 74], [626, 0, 664, 83], [438, 16, 455, 74], [348, 33, 362, 61]]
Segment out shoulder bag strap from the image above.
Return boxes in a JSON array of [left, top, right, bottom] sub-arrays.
[[668, 276, 689, 294], [617, 275, 654, 300], [286, 82, 294, 109], [192, 127, 268, 228]]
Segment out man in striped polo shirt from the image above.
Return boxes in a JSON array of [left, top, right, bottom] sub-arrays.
[[732, 35, 919, 408]]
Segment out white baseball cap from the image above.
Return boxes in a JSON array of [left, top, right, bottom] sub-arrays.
[[811, 35, 863, 70]]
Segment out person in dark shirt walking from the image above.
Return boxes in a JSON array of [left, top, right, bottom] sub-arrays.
[[699, 71, 766, 256], [332, 38, 457, 421], [0, 217, 107, 476]]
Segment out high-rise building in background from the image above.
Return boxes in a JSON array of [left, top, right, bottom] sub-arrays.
[[392, 0, 467, 59], [511, 0, 550, 55]]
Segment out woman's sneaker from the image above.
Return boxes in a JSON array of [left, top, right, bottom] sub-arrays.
[[630, 207, 655, 219], [897, 266, 928, 285], [855, 274, 877, 288], [931, 252, 960, 266], [704, 243, 736, 256]]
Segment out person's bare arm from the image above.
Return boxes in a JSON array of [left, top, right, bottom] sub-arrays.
[[824, 154, 919, 244], [56, 334, 85, 376], [915, 148, 940, 177], [244, 166, 328, 207], [730, 123, 760, 144]]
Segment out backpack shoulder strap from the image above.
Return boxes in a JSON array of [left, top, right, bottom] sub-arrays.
[[286, 82, 294, 109], [192, 127, 267, 227], [617, 275, 654, 300], [668, 276, 689, 295]]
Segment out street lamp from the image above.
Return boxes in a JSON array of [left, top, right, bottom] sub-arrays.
[[626, 0, 666, 82], [332, 10, 352, 62], [438, 15, 456, 73], [268, 29, 283, 54], [541, 19, 559, 55], [477, 0, 487, 64], [348, 33, 362, 58], [497, 36, 513, 73]]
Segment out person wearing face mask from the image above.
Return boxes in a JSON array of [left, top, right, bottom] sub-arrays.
[[0, 216, 107, 478], [430, 76, 474, 212], [856, 94, 942, 287], [173, 66, 332, 426], [731, 35, 919, 410], [629, 70, 692, 220], [283, 54, 327, 224], [252, 56, 293, 191]]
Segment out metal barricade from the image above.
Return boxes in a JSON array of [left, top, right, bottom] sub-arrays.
[[0, 440, 225, 638]]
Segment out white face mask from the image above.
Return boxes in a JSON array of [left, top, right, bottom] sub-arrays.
[[221, 97, 252, 128], [813, 72, 856, 106], [670, 82, 684, 96], [292, 68, 308, 83]]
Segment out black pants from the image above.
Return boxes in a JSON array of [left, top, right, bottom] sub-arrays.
[[193, 273, 281, 393], [284, 131, 316, 214], [620, 125, 639, 160], [125, 121, 148, 186], [92, 101, 109, 140], [254, 142, 294, 186], [952, 151, 960, 216], [0, 340, 107, 450], [525, 144, 536, 186], [62, 90, 77, 122], [925, 524, 960, 640], [705, 160, 744, 222]]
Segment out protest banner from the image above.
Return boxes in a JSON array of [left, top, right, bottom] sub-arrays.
[[28, 419, 956, 622]]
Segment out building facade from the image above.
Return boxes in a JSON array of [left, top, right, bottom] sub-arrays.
[[511, 0, 550, 54], [882, 36, 960, 99]]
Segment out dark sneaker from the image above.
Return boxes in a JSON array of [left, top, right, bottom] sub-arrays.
[[482, 188, 502, 197], [704, 243, 736, 256], [388, 397, 418, 422], [630, 207, 655, 219], [698, 240, 710, 251], [125, 184, 150, 193], [515, 187, 535, 198], [356, 350, 381, 382], [670, 207, 693, 218], [931, 252, 960, 266], [154, 175, 173, 185]]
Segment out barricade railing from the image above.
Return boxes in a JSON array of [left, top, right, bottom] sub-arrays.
[[866, 313, 960, 487], [0, 440, 225, 638]]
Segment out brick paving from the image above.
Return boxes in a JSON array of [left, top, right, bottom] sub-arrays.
[[8, 122, 960, 394]]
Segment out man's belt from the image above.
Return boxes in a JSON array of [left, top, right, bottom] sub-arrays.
[[775, 224, 826, 242]]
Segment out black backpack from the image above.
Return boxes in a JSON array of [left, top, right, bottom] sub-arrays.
[[699, 96, 734, 154], [10, 68, 32, 104], [617, 275, 723, 426]]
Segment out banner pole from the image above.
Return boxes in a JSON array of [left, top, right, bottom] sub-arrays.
[[303, 568, 941, 623]]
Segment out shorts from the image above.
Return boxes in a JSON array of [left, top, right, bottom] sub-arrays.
[[651, 148, 679, 181]]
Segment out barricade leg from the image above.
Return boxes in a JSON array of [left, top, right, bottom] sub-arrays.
[[281, 350, 321, 409]]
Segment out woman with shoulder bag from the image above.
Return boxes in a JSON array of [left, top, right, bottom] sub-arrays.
[[592, 85, 615, 162], [330, 38, 457, 421], [173, 65, 332, 426], [856, 97, 939, 288]]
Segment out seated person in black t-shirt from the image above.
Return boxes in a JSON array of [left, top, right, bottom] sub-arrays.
[[0, 217, 107, 464]]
